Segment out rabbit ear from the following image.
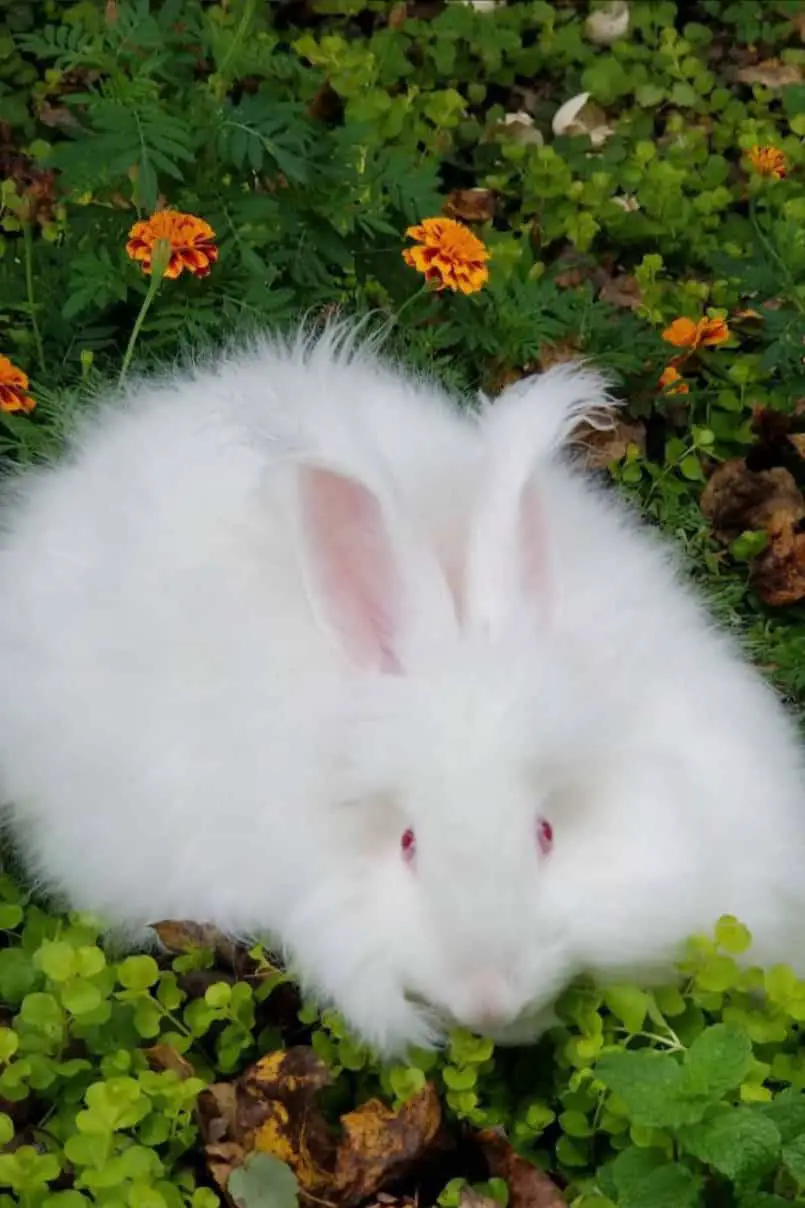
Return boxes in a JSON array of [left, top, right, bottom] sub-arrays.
[[464, 363, 617, 635], [463, 470, 549, 637], [298, 464, 404, 672]]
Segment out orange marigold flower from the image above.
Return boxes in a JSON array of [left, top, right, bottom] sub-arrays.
[[0, 355, 36, 414], [662, 316, 730, 350], [658, 365, 689, 395], [403, 217, 489, 294], [747, 145, 788, 180], [126, 209, 218, 279]]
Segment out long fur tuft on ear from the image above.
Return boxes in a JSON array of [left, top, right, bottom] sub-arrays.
[[479, 361, 620, 474]]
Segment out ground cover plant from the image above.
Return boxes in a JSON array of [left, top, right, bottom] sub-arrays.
[[5, 0, 805, 1205]]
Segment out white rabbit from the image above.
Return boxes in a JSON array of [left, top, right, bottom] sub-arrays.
[[0, 321, 803, 1058]]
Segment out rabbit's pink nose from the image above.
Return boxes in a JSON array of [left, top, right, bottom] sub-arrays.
[[462, 979, 517, 1030]]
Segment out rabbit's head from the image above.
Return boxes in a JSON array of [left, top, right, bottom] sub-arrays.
[[292, 364, 617, 1042]]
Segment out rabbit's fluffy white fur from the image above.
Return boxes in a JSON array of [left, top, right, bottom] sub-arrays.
[[1, 322, 804, 1054]]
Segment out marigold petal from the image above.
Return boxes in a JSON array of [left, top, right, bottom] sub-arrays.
[[125, 209, 218, 278], [659, 365, 689, 395], [662, 317, 699, 348], [0, 355, 29, 391], [403, 216, 489, 293], [747, 145, 788, 180], [0, 384, 35, 414], [699, 317, 730, 345]]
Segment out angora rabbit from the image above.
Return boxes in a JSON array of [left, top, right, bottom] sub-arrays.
[[0, 323, 804, 1055]]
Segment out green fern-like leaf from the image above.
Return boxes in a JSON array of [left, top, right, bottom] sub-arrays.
[[215, 95, 314, 182], [16, 23, 95, 70], [52, 98, 195, 210]]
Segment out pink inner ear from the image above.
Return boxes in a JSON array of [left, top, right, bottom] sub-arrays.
[[299, 465, 402, 673], [518, 480, 551, 616]]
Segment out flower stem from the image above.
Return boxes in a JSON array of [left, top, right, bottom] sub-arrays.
[[22, 222, 45, 375], [378, 282, 433, 342], [118, 273, 163, 387]]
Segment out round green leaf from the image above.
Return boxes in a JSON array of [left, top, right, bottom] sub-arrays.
[[228, 1152, 299, 1208], [204, 981, 232, 1010], [0, 905, 23, 930], [118, 955, 159, 991], [60, 979, 103, 1016], [35, 941, 76, 983], [0, 1028, 18, 1063]]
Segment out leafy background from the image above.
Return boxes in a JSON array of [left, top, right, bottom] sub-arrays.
[[4, 1, 805, 1206]]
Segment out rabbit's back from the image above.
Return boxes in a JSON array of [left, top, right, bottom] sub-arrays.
[[537, 458, 805, 969]]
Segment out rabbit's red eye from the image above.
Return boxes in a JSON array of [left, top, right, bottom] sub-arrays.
[[537, 818, 553, 856], [401, 828, 416, 862]]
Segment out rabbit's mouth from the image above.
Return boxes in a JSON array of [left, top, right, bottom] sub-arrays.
[[404, 988, 556, 1046]]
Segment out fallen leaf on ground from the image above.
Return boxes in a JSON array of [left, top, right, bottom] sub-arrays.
[[700, 460, 805, 544], [700, 459, 805, 606], [307, 82, 343, 123], [199, 1046, 442, 1206], [598, 272, 642, 310], [498, 111, 544, 147], [576, 418, 645, 470], [752, 511, 805, 606], [585, 0, 630, 45], [444, 189, 495, 223], [198, 1080, 239, 1144], [332, 1090, 442, 1203], [552, 93, 613, 147], [144, 1043, 195, 1079], [536, 340, 582, 371], [478, 1130, 567, 1208], [150, 918, 240, 966], [458, 1190, 501, 1208], [206, 1141, 247, 1200], [737, 59, 803, 87], [0, 124, 58, 225]]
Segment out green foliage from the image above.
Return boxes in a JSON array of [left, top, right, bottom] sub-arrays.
[[227, 1153, 299, 1208]]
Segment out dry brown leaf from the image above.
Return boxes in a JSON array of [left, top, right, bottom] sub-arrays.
[[536, 341, 581, 371], [0, 125, 59, 225], [388, 2, 408, 28], [737, 58, 803, 88], [733, 308, 763, 322], [444, 188, 495, 223], [479, 1130, 567, 1208], [700, 460, 805, 606], [752, 508, 805, 606], [307, 82, 343, 123], [700, 460, 805, 544], [576, 418, 645, 470], [458, 1190, 501, 1208], [789, 434, 805, 459], [198, 1080, 240, 1145], [200, 1047, 442, 1207], [150, 919, 239, 965], [205, 1140, 244, 1199], [598, 272, 642, 310], [145, 1043, 195, 1080], [332, 1088, 441, 1203]]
